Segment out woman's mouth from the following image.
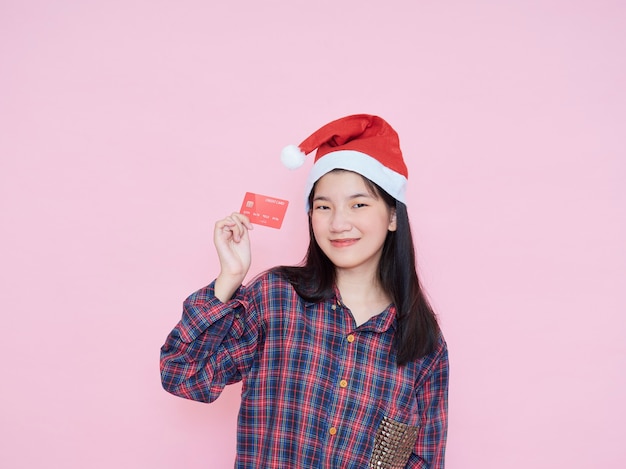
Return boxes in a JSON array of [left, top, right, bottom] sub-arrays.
[[330, 238, 359, 247]]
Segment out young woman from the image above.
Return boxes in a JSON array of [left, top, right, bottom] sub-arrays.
[[160, 114, 449, 468]]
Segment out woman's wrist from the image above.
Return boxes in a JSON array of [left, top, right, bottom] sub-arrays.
[[214, 273, 244, 303]]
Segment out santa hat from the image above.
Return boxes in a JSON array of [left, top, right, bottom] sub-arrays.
[[281, 114, 408, 208]]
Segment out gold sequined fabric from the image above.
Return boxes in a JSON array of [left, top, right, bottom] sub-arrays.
[[369, 416, 419, 468]]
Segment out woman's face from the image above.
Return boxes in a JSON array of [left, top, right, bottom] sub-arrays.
[[310, 170, 396, 276]]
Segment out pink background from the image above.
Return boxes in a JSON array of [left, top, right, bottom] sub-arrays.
[[1, 1, 624, 468]]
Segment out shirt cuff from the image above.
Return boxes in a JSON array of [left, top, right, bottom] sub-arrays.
[[178, 280, 247, 343]]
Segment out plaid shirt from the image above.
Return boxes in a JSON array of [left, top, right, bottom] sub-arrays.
[[161, 271, 448, 468]]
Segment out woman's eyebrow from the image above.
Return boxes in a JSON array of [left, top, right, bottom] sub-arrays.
[[313, 192, 373, 201]]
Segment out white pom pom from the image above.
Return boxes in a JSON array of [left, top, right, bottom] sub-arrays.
[[281, 144, 306, 169]]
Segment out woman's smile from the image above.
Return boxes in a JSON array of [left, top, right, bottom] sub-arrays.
[[330, 237, 360, 247]]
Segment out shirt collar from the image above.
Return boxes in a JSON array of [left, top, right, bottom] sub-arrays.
[[330, 286, 397, 333]]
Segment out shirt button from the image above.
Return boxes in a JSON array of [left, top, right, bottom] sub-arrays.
[[347, 334, 355, 343], [339, 379, 348, 388], [329, 427, 337, 436]]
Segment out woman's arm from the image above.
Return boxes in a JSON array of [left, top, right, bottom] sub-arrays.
[[406, 339, 449, 468], [160, 282, 259, 403], [160, 212, 257, 402]]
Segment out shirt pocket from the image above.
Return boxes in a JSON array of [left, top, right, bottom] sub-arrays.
[[369, 408, 420, 469]]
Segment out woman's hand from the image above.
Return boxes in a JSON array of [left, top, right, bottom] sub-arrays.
[[213, 212, 254, 302]]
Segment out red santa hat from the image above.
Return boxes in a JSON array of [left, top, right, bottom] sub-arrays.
[[281, 114, 408, 208]]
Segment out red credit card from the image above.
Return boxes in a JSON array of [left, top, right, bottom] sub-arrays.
[[240, 192, 289, 229]]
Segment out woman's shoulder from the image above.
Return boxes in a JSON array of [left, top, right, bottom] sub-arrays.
[[244, 265, 328, 305], [409, 333, 448, 370], [244, 267, 298, 293]]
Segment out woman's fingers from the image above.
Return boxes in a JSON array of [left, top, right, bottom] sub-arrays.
[[212, 213, 254, 297], [229, 212, 254, 234], [220, 213, 253, 242], [216, 213, 252, 241]]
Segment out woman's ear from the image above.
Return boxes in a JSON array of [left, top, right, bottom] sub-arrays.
[[388, 209, 397, 232]]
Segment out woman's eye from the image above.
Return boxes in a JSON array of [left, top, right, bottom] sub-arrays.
[[353, 203, 367, 208], [315, 205, 330, 210]]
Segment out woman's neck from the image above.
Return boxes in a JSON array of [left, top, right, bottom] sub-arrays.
[[335, 269, 391, 327]]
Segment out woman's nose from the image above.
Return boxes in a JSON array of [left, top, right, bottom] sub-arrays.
[[329, 209, 351, 232]]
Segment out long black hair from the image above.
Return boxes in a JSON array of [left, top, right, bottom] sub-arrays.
[[274, 170, 440, 365]]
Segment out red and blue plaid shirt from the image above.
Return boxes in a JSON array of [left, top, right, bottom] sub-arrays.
[[161, 271, 448, 468]]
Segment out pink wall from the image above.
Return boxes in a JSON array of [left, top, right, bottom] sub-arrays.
[[1, 1, 624, 467]]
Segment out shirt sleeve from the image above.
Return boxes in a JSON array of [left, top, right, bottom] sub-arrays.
[[159, 280, 260, 403], [406, 338, 449, 468]]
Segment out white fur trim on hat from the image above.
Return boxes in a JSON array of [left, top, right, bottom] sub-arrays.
[[303, 150, 407, 210], [281, 144, 306, 169]]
